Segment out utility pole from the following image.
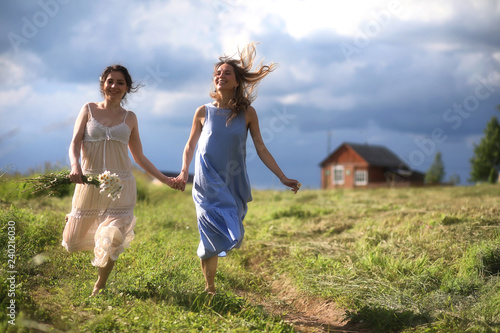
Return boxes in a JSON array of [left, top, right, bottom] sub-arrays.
[[327, 130, 332, 154]]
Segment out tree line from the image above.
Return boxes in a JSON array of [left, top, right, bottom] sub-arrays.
[[425, 105, 500, 185]]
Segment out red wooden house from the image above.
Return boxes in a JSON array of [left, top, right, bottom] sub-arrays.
[[319, 142, 424, 189]]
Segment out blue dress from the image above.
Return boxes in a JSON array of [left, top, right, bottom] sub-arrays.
[[193, 103, 253, 259]]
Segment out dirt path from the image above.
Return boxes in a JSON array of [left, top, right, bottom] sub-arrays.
[[237, 275, 371, 333]]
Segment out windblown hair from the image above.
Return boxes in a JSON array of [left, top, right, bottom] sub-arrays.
[[210, 42, 277, 123], [99, 64, 141, 104]]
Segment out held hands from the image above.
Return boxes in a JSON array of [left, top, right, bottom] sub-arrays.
[[280, 176, 301, 194], [163, 176, 176, 188], [171, 171, 188, 192], [163, 175, 186, 191]]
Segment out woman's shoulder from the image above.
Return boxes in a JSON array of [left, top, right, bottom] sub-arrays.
[[77, 102, 94, 118], [195, 104, 207, 116], [85, 102, 100, 110], [244, 105, 257, 117], [245, 105, 256, 113], [243, 105, 258, 126], [126, 109, 137, 117], [80, 102, 93, 110], [125, 110, 138, 125], [83, 102, 104, 116], [202, 102, 215, 110]]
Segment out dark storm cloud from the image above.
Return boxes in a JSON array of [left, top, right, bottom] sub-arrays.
[[1, 1, 93, 53], [252, 12, 500, 141]]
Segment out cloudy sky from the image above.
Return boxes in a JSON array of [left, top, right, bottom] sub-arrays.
[[1, 0, 499, 189]]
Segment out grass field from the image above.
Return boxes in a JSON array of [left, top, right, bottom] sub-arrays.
[[1, 170, 499, 332]]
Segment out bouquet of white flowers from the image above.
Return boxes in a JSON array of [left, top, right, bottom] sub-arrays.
[[96, 170, 123, 201], [23, 170, 123, 200]]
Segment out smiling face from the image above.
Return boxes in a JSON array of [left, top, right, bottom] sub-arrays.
[[103, 71, 128, 101], [213, 63, 239, 92]]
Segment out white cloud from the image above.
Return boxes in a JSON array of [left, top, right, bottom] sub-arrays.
[[151, 90, 201, 116], [126, 1, 222, 58], [0, 85, 32, 108], [0, 52, 44, 87], [227, 0, 462, 40], [469, 0, 500, 15], [0, 81, 96, 135], [306, 89, 356, 111], [397, 0, 454, 23], [232, 0, 403, 38], [276, 93, 301, 105], [278, 89, 355, 112]]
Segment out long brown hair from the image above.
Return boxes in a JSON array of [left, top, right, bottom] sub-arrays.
[[210, 42, 276, 123]]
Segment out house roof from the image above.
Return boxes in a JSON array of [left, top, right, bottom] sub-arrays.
[[320, 142, 410, 169]]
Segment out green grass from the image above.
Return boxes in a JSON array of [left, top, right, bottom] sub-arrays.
[[1, 171, 500, 332]]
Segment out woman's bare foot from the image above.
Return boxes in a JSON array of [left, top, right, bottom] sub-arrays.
[[90, 284, 105, 297], [204, 287, 216, 296], [90, 260, 115, 297], [201, 256, 218, 296]]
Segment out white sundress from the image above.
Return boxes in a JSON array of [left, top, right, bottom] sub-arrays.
[[62, 103, 137, 267]]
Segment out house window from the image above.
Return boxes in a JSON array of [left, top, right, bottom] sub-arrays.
[[333, 165, 344, 185], [355, 170, 368, 186]]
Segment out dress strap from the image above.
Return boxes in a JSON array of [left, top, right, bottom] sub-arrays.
[[87, 103, 94, 119], [123, 111, 129, 123]]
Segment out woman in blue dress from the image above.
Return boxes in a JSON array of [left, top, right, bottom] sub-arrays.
[[174, 43, 300, 294]]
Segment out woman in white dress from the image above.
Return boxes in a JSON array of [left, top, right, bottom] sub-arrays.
[[64, 64, 177, 296]]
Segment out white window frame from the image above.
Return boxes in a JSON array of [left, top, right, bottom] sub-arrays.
[[355, 170, 368, 186], [332, 165, 344, 185]]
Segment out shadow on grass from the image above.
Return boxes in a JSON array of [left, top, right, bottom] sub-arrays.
[[345, 305, 431, 332], [122, 284, 247, 314], [113, 273, 272, 318]]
